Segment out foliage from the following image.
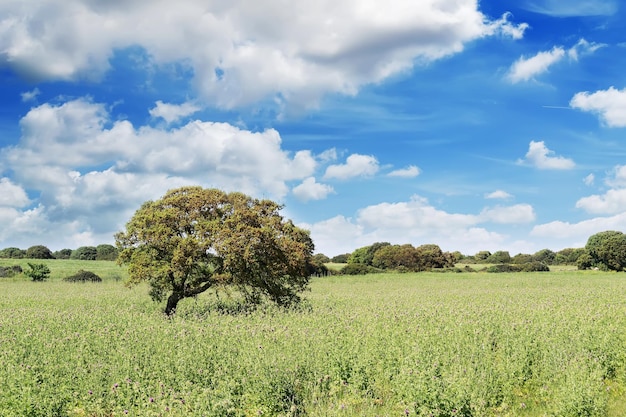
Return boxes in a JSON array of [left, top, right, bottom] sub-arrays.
[[511, 253, 533, 264], [555, 247, 586, 265], [533, 248, 556, 265], [71, 246, 98, 260], [0, 265, 22, 277], [371, 243, 453, 272], [53, 248, 73, 259], [1, 271, 625, 416], [348, 242, 390, 266], [584, 230, 626, 271], [486, 262, 550, 273], [95, 244, 118, 261], [0, 247, 26, 258], [116, 186, 314, 315], [25, 245, 55, 259], [24, 262, 51, 281], [330, 253, 350, 263], [474, 250, 491, 263], [339, 263, 381, 275], [64, 270, 103, 282], [487, 250, 511, 264]]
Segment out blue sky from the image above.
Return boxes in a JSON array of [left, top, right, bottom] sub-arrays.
[[1, 0, 626, 256]]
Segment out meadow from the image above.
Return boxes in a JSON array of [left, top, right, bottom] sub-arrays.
[[1, 260, 625, 416]]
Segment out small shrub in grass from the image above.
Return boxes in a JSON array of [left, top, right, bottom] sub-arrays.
[[0, 265, 22, 277], [519, 261, 550, 272], [64, 270, 102, 283], [24, 263, 51, 281]]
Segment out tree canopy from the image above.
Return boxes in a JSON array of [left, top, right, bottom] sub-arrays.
[[583, 230, 626, 271], [115, 186, 314, 315]]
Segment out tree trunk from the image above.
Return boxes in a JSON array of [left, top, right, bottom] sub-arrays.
[[164, 291, 183, 316]]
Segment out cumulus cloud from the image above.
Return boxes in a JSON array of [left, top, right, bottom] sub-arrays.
[[304, 195, 537, 255], [387, 165, 420, 178], [517, 140, 575, 170], [0, 0, 527, 109], [570, 87, 626, 127], [0, 97, 321, 248], [0, 178, 30, 207], [531, 212, 626, 242], [575, 165, 626, 214], [324, 154, 379, 180], [485, 190, 513, 199], [292, 177, 334, 202], [480, 204, 535, 224], [149, 101, 200, 124]]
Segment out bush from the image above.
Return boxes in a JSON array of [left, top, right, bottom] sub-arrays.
[[63, 270, 102, 283], [0, 265, 22, 277], [485, 262, 550, 273], [340, 263, 381, 275], [96, 244, 118, 261], [53, 249, 73, 259], [26, 245, 55, 259], [71, 246, 97, 260], [24, 263, 51, 281], [0, 247, 25, 258]]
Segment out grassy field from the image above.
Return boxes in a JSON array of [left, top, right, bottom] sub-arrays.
[[1, 261, 625, 416]]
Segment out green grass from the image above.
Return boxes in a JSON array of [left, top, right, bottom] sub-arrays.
[[0, 258, 127, 281], [1, 265, 625, 416]]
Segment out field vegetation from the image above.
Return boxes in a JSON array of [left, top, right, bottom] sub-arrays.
[[1, 259, 625, 416]]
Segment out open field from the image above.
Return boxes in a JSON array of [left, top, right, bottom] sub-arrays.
[[1, 263, 626, 416]]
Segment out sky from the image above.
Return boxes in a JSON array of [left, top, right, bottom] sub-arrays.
[[1, 0, 626, 257]]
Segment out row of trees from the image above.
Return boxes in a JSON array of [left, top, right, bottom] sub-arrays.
[[0, 244, 118, 261]]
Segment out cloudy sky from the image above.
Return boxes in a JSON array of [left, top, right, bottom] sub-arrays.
[[1, 0, 626, 257]]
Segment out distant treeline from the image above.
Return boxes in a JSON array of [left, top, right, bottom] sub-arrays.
[[0, 244, 118, 261]]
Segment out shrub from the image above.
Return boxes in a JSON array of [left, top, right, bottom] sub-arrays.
[[340, 263, 381, 275], [53, 248, 73, 259], [24, 263, 51, 281], [0, 265, 22, 277], [63, 270, 103, 283], [96, 244, 118, 261], [519, 261, 550, 272], [0, 247, 26, 258], [71, 246, 97, 260], [26, 245, 55, 259]]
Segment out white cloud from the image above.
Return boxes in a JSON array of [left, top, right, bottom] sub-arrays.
[[304, 195, 538, 255], [576, 189, 626, 214], [507, 47, 565, 83], [480, 204, 536, 224], [20, 88, 40, 102], [0, 1, 527, 109], [149, 101, 200, 124], [517, 140, 575, 170], [507, 38, 603, 84], [485, 190, 513, 200], [531, 212, 626, 242], [292, 177, 334, 202], [605, 165, 626, 187], [0, 97, 322, 248], [0, 178, 30, 207], [387, 165, 420, 178], [583, 173, 595, 186], [570, 87, 626, 127], [324, 154, 379, 180], [567, 39, 605, 61]]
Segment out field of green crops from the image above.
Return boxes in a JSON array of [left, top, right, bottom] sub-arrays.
[[1, 260, 626, 416]]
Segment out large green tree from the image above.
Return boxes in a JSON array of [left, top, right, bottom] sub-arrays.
[[584, 230, 626, 271], [115, 186, 314, 315]]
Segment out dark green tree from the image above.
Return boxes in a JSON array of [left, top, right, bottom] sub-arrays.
[[487, 251, 511, 264], [26, 245, 55, 259], [96, 244, 119, 261], [348, 242, 390, 266], [532, 249, 556, 265], [474, 251, 491, 263], [53, 248, 73, 259], [584, 230, 626, 271], [331, 253, 350, 263], [0, 247, 25, 258], [71, 246, 98, 260], [115, 186, 314, 316]]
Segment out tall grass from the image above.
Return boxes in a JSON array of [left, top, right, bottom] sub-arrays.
[[1, 267, 625, 416]]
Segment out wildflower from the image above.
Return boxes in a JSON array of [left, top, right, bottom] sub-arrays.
[[88, 390, 93, 395]]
